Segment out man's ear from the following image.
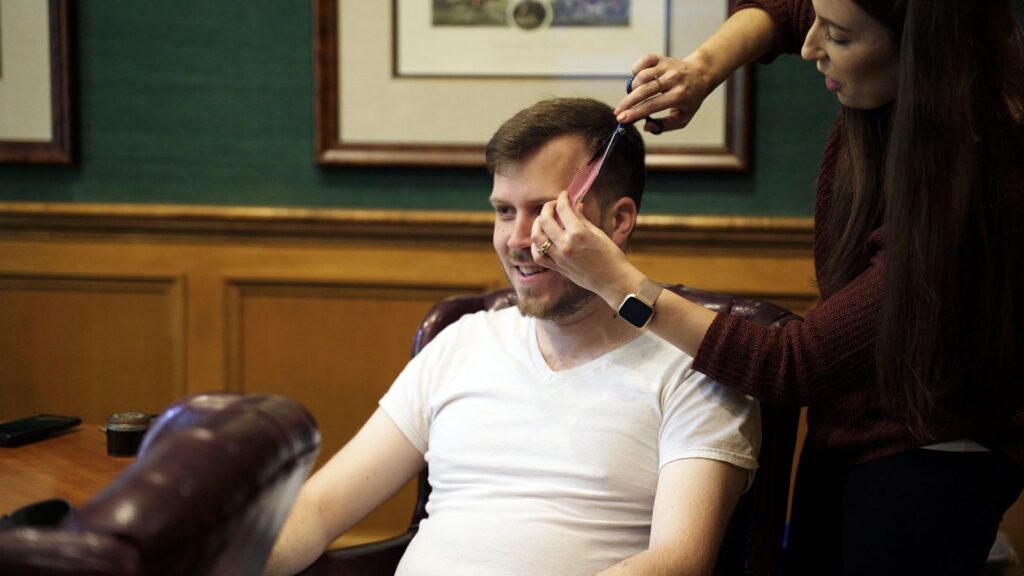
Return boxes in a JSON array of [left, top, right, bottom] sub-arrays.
[[603, 197, 638, 248]]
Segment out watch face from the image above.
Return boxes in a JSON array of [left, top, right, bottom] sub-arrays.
[[619, 296, 654, 328]]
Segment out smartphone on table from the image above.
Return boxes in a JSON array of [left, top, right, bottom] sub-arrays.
[[0, 414, 81, 447]]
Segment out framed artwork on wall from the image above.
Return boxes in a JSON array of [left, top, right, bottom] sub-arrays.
[[315, 0, 749, 171], [0, 0, 72, 164]]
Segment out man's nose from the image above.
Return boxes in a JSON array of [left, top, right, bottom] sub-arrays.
[[508, 214, 534, 251]]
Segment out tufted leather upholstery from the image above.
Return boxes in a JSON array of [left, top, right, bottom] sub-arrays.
[[0, 393, 321, 576], [300, 285, 801, 576]]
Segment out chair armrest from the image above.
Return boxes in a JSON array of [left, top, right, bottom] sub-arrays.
[[0, 527, 139, 575], [297, 531, 415, 576]]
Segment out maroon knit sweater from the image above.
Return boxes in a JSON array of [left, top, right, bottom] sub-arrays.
[[693, 0, 1024, 466]]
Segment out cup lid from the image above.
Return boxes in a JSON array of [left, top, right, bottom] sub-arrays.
[[106, 411, 153, 432]]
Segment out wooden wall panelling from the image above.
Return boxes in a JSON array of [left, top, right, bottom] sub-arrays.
[[0, 202, 821, 544], [631, 245, 818, 317], [0, 202, 831, 545], [4, 203, 1019, 552], [225, 281, 491, 543], [3, 203, 1021, 554], [0, 273, 186, 424]]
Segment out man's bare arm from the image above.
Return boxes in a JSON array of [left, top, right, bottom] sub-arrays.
[[597, 457, 748, 576], [263, 408, 426, 576]]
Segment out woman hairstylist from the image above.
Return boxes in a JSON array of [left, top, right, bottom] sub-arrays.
[[532, 0, 1024, 574]]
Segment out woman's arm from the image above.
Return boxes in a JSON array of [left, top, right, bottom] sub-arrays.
[[614, 7, 775, 133], [531, 192, 715, 359], [533, 192, 884, 405]]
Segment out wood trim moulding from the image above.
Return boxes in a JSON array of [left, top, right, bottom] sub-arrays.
[[0, 202, 813, 249]]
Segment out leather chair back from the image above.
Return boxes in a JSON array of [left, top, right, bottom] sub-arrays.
[[0, 393, 321, 576]]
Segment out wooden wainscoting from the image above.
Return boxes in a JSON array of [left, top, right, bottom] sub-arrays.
[[0, 274, 186, 421], [0, 201, 823, 544]]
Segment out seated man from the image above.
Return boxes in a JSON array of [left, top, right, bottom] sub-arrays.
[[264, 98, 760, 576]]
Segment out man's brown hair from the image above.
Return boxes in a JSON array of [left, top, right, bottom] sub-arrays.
[[485, 97, 646, 210]]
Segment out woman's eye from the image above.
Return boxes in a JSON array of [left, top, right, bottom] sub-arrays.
[[826, 28, 848, 45]]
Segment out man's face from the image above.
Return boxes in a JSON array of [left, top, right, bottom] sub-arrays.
[[489, 134, 603, 321]]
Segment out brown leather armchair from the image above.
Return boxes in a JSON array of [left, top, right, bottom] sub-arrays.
[[0, 393, 321, 576], [299, 285, 801, 576]]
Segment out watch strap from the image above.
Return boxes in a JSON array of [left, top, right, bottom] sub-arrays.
[[635, 278, 663, 308]]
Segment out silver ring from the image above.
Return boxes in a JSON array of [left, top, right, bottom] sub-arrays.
[[538, 239, 552, 256]]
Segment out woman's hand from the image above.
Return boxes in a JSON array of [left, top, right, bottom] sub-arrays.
[[614, 53, 716, 134], [531, 192, 646, 308]]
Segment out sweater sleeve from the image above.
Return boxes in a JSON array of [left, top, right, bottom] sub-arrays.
[[732, 0, 816, 62], [693, 233, 884, 406]]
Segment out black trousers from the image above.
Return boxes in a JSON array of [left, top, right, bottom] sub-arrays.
[[784, 444, 1023, 576]]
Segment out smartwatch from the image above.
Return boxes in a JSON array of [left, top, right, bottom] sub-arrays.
[[617, 278, 663, 328]]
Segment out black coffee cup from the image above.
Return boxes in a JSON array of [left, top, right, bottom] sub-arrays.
[[105, 412, 153, 457]]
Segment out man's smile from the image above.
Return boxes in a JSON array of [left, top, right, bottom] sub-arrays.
[[515, 264, 549, 277]]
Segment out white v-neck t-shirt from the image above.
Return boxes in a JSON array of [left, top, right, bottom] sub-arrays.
[[379, 307, 760, 576]]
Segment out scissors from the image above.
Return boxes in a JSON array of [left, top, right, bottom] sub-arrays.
[[625, 76, 665, 135]]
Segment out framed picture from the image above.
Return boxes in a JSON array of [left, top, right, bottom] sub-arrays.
[[0, 0, 73, 164], [315, 0, 748, 171]]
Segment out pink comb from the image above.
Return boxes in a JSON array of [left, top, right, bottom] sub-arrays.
[[566, 125, 625, 204]]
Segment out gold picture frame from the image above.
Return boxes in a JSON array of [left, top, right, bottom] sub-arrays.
[[315, 0, 748, 171]]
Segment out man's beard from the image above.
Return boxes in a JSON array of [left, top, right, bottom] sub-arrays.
[[504, 251, 597, 320], [516, 280, 596, 320]]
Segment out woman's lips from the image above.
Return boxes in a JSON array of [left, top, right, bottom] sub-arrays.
[[825, 76, 842, 92]]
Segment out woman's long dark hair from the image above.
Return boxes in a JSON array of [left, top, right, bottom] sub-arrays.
[[822, 0, 1024, 437]]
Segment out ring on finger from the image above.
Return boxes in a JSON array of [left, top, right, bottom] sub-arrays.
[[538, 239, 552, 256], [653, 75, 664, 92]]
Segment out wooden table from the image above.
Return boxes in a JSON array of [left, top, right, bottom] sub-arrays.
[[0, 425, 133, 514]]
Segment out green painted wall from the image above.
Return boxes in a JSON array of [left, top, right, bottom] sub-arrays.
[[2, 1, 1021, 217]]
